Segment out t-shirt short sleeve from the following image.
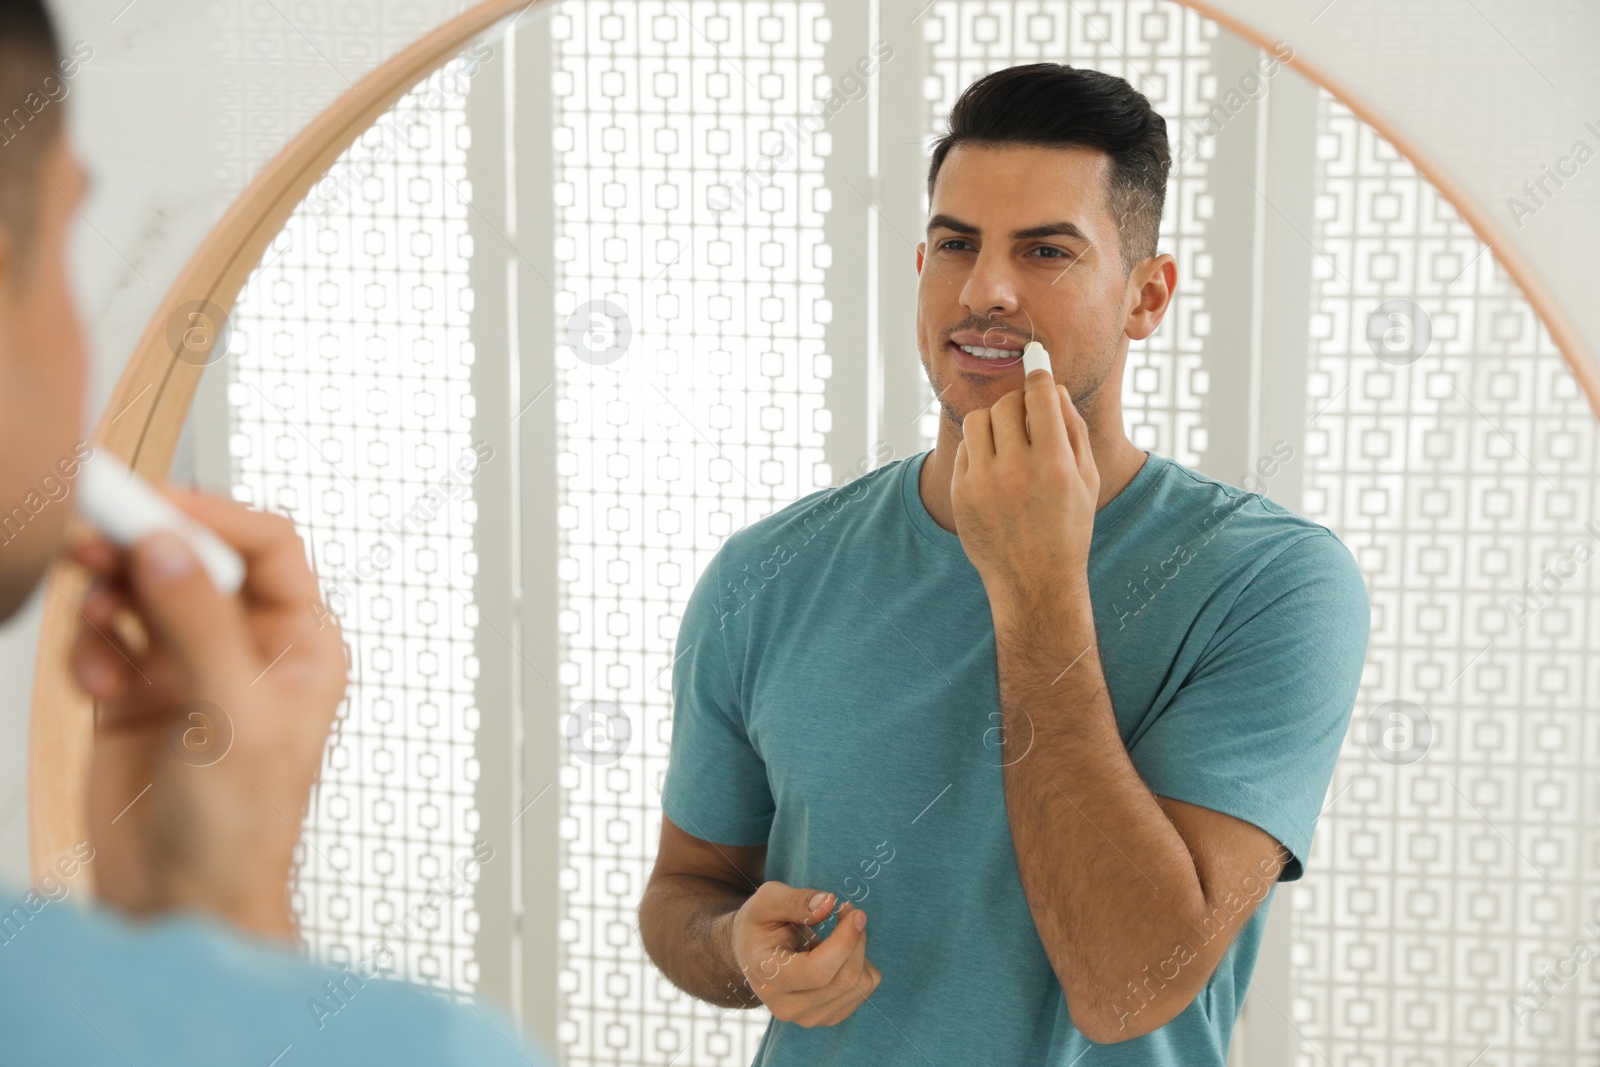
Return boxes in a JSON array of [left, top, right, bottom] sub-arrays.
[[1131, 531, 1370, 882], [659, 546, 776, 846]]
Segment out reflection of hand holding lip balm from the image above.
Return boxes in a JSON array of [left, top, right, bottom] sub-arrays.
[[77, 454, 246, 596]]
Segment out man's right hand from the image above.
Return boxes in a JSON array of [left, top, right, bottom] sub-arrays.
[[65, 489, 349, 941], [727, 880, 882, 1026]]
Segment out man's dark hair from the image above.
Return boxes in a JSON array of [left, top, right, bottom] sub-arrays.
[[0, 0, 65, 257], [928, 63, 1170, 278]]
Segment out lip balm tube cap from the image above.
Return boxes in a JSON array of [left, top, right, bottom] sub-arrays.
[[1022, 341, 1051, 377]]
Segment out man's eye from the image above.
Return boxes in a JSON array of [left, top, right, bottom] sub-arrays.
[[939, 239, 973, 252], [1031, 246, 1072, 260]]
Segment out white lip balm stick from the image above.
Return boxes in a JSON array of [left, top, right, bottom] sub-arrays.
[[1022, 340, 1051, 377], [77, 453, 246, 596]]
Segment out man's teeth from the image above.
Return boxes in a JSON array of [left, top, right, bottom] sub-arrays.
[[958, 344, 1020, 360]]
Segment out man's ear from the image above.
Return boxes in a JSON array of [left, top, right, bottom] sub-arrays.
[[1125, 252, 1176, 342], [916, 240, 925, 275]]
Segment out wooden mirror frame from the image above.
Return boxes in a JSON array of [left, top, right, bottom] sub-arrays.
[[28, 0, 1597, 886]]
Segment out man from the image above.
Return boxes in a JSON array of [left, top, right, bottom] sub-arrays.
[[0, 4, 549, 1062], [639, 63, 1370, 1063]]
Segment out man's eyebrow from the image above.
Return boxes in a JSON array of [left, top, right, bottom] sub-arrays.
[[926, 214, 1091, 243], [1011, 220, 1090, 242], [927, 213, 979, 235]]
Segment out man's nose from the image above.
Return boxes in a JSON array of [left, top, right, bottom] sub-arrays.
[[960, 250, 1023, 321]]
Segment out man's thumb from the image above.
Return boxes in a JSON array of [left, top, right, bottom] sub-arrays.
[[129, 530, 252, 682], [779, 885, 835, 925]]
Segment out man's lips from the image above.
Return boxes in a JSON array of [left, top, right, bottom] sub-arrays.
[[949, 332, 1027, 351], [948, 338, 1024, 373]]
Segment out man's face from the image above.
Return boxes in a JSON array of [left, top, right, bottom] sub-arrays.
[[915, 143, 1140, 434], [0, 132, 89, 621]]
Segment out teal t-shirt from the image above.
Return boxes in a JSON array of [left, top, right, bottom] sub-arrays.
[[660, 447, 1369, 1065], [0, 880, 552, 1065]]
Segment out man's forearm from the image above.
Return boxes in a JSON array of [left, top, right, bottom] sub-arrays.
[[638, 874, 759, 1009], [991, 588, 1214, 1037]]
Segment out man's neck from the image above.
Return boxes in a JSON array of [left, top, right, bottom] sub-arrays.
[[918, 413, 1148, 535]]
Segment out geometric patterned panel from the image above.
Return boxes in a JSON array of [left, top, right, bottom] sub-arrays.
[[1292, 91, 1600, 1066], [550, 4, 830, 1064], [214, 0, 470, 195], [917, 0, 1214, 466], [226, 61, 486, 995]]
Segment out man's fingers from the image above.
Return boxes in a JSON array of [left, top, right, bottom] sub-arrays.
[[1023, 368, 1067, 448], [126, 531, 254, 688], [961, 407, 995, 463], [754, 899, 882, 1027], [67, 537, 122, 576], [81, 581, 126, 628], [68, 630, 134, 700], [162, 492, 322, 610], [72, 489, 325, 625], [737, 884, 834, 990], [829, 906, 872, 989], [767, 885, 836, 928], [794, 901, 866, 988], [802, 929, 881, 1024], [834, 949, 879, 1007], [988, 388, 1028, 455]]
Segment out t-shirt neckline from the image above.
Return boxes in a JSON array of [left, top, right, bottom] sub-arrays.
[[900, 446, 1163, 556]]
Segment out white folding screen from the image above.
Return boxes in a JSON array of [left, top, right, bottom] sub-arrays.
[[197, 1, 1600, 1064]]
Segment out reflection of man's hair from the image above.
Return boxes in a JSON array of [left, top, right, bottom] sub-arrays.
[[927, 63, 1172, 280], [0, 0, 65, 261]]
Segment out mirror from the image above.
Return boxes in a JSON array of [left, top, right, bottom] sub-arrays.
[[36, 0, 1598, 1062]]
